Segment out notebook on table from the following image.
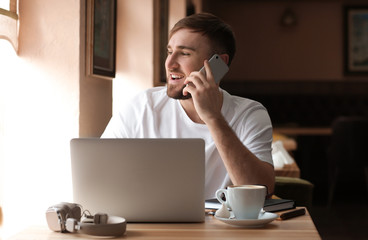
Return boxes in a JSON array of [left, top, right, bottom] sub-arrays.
[[205, 198, 295, 212], [70, 138, 205, 222]]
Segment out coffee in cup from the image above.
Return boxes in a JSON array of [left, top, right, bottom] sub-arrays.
[[215, 185, 266, 219]]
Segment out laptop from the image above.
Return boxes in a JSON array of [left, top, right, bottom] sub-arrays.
[[70, 138, 205, 222]]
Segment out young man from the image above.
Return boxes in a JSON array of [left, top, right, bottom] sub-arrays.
[[102, 13, 275, 199]]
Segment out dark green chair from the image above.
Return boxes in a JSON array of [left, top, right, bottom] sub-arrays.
[[275, 176, 314, 209]]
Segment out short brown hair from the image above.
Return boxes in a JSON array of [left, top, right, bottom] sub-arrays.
[[169, 13, 236, 65]]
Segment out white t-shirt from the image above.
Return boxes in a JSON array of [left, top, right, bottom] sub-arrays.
[[102, 86, 273, 199]]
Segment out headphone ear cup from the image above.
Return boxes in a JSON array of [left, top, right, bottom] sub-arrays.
[[45, 208, 64, 232], [67, 204, 82, 221], [46, 202, 78, 232]]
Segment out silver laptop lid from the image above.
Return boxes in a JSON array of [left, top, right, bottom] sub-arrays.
[[70, 138, 205, 222]]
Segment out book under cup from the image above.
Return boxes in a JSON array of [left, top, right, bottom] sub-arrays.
[[263, 198, 296, 212], [205, 198, 295, 212]]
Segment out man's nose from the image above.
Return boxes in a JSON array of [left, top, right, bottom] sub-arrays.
[[166, 54, 179, 70]]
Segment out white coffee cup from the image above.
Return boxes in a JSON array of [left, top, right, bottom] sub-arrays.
[[215, 185, 267, 219]]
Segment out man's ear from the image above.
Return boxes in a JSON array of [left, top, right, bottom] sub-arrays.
[[219, 54, 230, 65]]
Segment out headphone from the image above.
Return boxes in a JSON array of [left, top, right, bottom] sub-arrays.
[[45, 202, 126, 237]]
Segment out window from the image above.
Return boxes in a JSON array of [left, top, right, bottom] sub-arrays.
[[0, 0, 18, 51]]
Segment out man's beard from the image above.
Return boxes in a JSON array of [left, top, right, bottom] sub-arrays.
[[167, 83, 192, 100]]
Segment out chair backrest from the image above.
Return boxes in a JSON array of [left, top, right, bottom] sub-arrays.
[[329, 116, 368, 166]]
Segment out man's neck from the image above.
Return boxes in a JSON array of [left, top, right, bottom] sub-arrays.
[[179, 98, 205, 124]]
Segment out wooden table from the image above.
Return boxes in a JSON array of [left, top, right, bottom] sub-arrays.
[[274, 127, 332, 136], [6, 208, 320, 240]]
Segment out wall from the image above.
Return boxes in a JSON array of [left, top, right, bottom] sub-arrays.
[[203, 0, 368, 127], [79, 0, 112, 137], [79, 0, 157, 136], [204, 0, 368, 81], [0, 0, 80, 236], [1, 0, 158, 235], [169, 0, 186, 31], [111, 0, 154, 114]]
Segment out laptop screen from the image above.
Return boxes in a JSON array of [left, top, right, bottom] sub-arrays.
[[70, 138, 205, 222]]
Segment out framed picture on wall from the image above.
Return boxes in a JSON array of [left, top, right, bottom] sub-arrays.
[[86, 0, 117, 79], [344, 6, 368, 75]]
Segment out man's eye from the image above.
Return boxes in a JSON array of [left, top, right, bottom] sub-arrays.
[[181, 52, 190, 56], [167, 51, 173, 55]]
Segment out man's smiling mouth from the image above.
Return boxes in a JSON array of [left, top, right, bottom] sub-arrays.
[[170, 74, 185, 81]]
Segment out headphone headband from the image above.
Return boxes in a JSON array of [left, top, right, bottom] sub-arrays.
[[80, 216, 126, 236]]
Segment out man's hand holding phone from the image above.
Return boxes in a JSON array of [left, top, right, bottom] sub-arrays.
[[183, 54, 229, 124], [183, 54, 229, 95]]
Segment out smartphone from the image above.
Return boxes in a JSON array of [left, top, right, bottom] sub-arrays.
[[199, 54, 229, 84]]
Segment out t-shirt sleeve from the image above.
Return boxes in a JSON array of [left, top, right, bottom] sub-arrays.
[[240, 105, 274, 166], [100, 94, 145, 138], [100, 114, 128, 138]]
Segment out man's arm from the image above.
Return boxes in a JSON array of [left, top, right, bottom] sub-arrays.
[[183, 60, 275, 194], [205, 116, 275, 194]]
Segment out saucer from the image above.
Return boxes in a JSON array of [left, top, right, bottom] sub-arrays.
[[215, 211, 278, 227]]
